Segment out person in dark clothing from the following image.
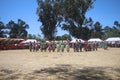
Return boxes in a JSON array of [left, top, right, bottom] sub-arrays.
[[79, 40, 82, 52]]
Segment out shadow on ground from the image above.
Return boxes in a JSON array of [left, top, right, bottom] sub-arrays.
[[32, 64, 120, 80], [0, 64, 120, 80]]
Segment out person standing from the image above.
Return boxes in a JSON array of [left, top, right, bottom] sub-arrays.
[[52, 40, 56, 52], [72, 42, 76, 52], [84, 41, 88, 51], [60, 40, 65, 52], [79, 40, 82, 52], [93, 41, 97, 51], [32, 41, 36, 52], [101, 41, 107, 50], [75, 40, 79, 52], [35, 42, 39, 52], [56, 41, 60, 52], [66, 40, 70, 52], [29, 41, 32, 52], [48, 41, 52, 52], [40, 41, 43, 52]]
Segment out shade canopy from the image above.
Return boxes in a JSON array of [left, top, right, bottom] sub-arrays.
[[20, 39, 37, 44], [88, 38, 103, 42], [25, 39, 37, 43], [71, 39, 85, 43], [105, 37, 120, 42]]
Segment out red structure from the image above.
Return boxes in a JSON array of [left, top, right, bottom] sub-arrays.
[[0, 38, 25, 50]]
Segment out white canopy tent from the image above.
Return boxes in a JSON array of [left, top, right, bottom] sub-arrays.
[[25, 39, 37, 43], [105, 37, 120, 42], [88, 38, 103, 42], [71, 39, 85, 43], [105, 37, 120, 47], [20, 39, 37, 44]]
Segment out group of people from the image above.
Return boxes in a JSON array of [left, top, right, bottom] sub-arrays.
[[107, 41, 120, 47], [28, 40, 70, 52], [28, 40, 107, 52]]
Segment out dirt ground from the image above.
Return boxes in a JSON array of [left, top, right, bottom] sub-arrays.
[[0, 48, 120, 80]]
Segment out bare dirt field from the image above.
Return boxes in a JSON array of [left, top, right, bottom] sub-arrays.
[[0, 48, 120, 80]]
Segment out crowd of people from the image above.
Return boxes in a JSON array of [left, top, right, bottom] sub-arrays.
[[107, 41, 120, 47], [28, 40, 108, 52]]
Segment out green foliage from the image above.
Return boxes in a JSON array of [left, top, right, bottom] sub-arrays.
[[82, 27, 90, 40], [62, 34, 71, 40], [36, 0, 95, 40], [55, 36, 62, 40], [91, 22, 104, 39], [55, 34, 71, 40], [104, 21, 120, 39], [37, 0, 62, 40], [0, 21, 7, 38], [60, 0, 95, 39], [6, 19, 29, 38]]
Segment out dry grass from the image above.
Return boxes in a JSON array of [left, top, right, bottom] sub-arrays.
[[0, 48, 120, 80]]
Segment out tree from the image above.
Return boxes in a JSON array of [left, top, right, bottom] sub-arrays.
[[17, 19, 29, 38], [103, 21, 120, 39], [36, 0, 62, 40], [60, 0, 95, 39], [0, 21, 6, 38], [114, 21, 120, 30], [55, 36, 62, 40], [7, 19, 29, 38], [27, 34, 33, 39], [62, 34, 71, 40], [55, 34, 71, 40], [91, 22, 103, 39], [81, 17, 93, 40], [82, 27, 90, 40], [113, 21, 120, 36]]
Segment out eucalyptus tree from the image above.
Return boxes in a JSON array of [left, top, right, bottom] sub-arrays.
[[0, 21, 7, 38], [36, 0, 95, 40], [113, 21, 120, 37], [60, 0, 95, 39], [7, 19, 29, 38], [103, 26, 111, 39], [114, 21, 120, 29], [55, 36, 62, 40], [17, 19, 29, 38], [62, 34, 71, 40], [37, 0, 62, 40], [91, 21, 103, 39], [104, 21, 120, 39]]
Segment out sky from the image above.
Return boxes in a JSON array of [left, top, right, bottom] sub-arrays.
[[0, 0, 120, 37]]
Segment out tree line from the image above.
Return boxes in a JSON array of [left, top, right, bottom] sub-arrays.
[[36, 0, 120, 40], [0, 0, 120, 40], [0, 19, 71, 40], [0, 19, 29, 39]]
